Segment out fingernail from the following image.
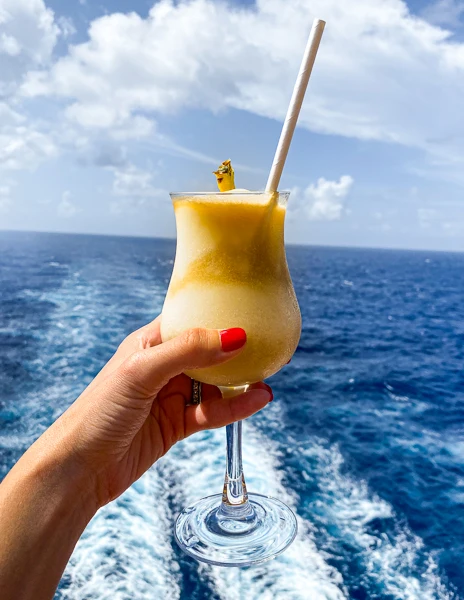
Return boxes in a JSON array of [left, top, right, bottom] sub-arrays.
[[220, 328, 247, 352], [286, 359, 291, 365], [263, 383, 274, 402], [251, 382, 273, 402]]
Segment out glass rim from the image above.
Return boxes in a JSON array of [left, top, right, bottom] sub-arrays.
[[170, 191, 291, 198]]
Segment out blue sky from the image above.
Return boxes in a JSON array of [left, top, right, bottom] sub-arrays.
[[1, 0, 464, 250]]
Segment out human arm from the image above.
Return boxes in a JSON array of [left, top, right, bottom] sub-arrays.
[[0, 317, 272, 600]]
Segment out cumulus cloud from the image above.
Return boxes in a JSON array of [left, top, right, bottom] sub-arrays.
[[64, 103, 155, 140], [109, 164, 166, 214], [0, 124, 57, 170], [18, 0, 464, 178], [418, 207, 439, 228], [57, 190, 79, 218], [422, 0, 464, 27], [0, 0, 59, 94], [111, 164, 162, 197], [0, 101, 24, 126], [0, 124, 56, 170], [0, 184, 12, 213], [306, 176, 354, 221], [293, 175, 354, 221], [88, 144, 128, 168], [0, 0, 64, 173], [57, 16, 76, 39]]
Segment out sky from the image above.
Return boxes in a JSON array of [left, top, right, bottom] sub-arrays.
[[1, 0, 464, 250]]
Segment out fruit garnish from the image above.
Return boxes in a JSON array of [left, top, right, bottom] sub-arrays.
[[213, 159, 235, 192]]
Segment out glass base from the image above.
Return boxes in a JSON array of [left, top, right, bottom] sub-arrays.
[[174, 492, 298, 567]]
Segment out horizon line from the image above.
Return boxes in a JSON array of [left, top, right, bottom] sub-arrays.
[[0, 228, 462, 255]]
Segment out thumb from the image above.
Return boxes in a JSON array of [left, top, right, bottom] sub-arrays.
[[118, 327, 247, 393]]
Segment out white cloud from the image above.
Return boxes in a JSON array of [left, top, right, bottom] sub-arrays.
[[0, 0, 64, 173], [0, 0, 59, 94], [18, 0, 464, 180], [300, 175, 354, 221], [111, 164, 162, 197], [289, 175, 353, 221], [422, 0, 464, 27], [57, 190, 79, 218], [57, 16, 76, 39], [0, 101, 24, 125], [109, 163, 166, 214], [0, 124, 57, 170], [418, 207, 439, 228], [0, 184, 12, 213], [440, 220, 464, 235], [1, 32, 21, 56], [64, 103, 155, 139]]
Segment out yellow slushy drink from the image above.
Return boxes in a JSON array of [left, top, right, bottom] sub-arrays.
[[161, 191, 301, 386]]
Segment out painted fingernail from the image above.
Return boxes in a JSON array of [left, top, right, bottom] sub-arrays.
[[286, 359, 291, 365], [220, 328, 247, 352], [253, 382, 273, 402], [264, 383, 273, 400]]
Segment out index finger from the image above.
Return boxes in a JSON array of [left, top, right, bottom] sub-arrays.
[[86, 315, 163, 393]]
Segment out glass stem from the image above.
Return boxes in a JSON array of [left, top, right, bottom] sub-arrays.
[[222, 420, 248, 506], [216, 387, 257, 530]]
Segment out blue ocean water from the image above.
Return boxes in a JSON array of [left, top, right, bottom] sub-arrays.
[[1, 230, 463, 599]]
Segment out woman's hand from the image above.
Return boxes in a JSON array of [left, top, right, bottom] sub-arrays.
[[35, 316, 272, 507], [0, 317, 272, 600]]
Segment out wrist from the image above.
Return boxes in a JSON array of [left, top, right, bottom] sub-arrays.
[[0, 429, 98, 600], [9, 421, 100, 522], [23, 444, 99, 522]]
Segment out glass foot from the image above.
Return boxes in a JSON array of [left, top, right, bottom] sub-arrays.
[[174, 492, 298, 567]]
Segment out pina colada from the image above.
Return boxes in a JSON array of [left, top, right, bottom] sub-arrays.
[[165, 17, 323, 566], [161, 191, 301, 386], [164, 161, 301, 567]]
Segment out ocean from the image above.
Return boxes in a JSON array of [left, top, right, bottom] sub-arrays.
[[1, 230, 463, 599]]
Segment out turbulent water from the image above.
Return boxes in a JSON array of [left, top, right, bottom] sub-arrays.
[[1, 231, 463, 599]]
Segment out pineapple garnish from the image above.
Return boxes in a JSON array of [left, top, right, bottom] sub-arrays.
[[213, 159, 235, 192]]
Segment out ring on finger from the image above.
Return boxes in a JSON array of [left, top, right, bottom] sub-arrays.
[[189, 379, 202, 406]]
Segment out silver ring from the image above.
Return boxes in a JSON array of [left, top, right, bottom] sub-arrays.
[[191, 380, 202, 405]]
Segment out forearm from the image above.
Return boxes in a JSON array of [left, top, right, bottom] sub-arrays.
[[0, 435, 98, 600]]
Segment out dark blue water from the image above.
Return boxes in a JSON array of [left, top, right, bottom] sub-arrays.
[[1, 231, 463, 599]]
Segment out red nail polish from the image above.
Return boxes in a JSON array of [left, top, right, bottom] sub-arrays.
[[263, 383, 273, 402], [253, 382, 273, 402], [286, 359, 291, 365], [220, 328, 247, 352]]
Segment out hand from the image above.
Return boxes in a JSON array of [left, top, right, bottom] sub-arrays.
[[0, 317, 272, 600], [40, 316, 272, 507]]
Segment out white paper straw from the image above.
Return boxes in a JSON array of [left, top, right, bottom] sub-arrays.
[[266, 18, 326, 193]]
